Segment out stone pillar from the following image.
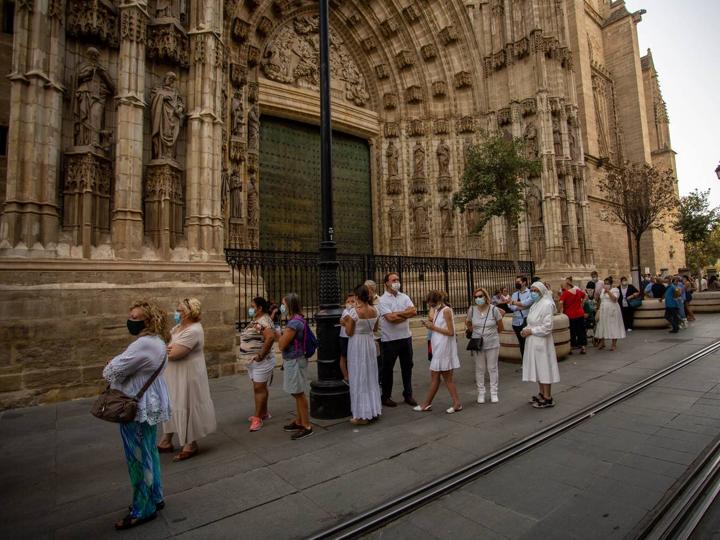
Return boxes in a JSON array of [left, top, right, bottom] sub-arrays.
[[185, 1, 224, 260], [538, 93, 564, 267], [0, 0, 64, 252], [112, 1, 150, 259]]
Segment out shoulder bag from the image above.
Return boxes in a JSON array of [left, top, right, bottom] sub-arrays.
[[467, 306, 492, 352], [91, 357, 166, 423]]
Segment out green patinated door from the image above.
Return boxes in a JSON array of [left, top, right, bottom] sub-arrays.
[[259, 116, 373, 254]]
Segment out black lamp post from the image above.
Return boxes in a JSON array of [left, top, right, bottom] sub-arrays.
[[309, 0, 350, 419], [715, 162, 720, 181]]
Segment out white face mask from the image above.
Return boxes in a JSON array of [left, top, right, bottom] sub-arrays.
[[475, 297, 486, 306], [391, 282, 401, 291]]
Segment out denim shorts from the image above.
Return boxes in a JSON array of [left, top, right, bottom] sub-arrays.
[[283, 356, 309, 395]]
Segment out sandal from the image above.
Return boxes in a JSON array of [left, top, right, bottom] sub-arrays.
[[350, 418, 369, 425], [156, 444, 174, 454], [115, 512, 157, 530], [412, 404, 432, 412], [446, 406, 463, 414], [173, 447, 198, 462]]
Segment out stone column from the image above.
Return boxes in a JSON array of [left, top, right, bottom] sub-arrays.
[[185, 0, 224, 259], [112, 1, 150, 259], [537, 93, 564, 267], [0, 0, 64, 252]]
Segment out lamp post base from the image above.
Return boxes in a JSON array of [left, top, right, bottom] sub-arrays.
[[310, 305, 350, 420]]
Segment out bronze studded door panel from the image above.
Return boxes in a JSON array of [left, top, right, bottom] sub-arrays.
[[259, 116, 372, 254]]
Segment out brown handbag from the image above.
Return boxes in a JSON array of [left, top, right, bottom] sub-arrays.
[[90, 358, 166, 423]]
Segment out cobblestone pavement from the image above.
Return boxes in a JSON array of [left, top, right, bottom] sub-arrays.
[[1, 315, 718, 539]]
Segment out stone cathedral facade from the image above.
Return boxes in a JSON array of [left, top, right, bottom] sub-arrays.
[[0, 0, 684, 406]]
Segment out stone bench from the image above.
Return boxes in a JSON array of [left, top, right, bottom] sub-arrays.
[[634, 299, 670, 329], [499, 313, 571, 362], [692, 291, 720, 313]]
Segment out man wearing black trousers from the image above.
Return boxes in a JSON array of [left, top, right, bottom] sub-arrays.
[[508, 276, 534, 358], [378, 272, 418, 407]]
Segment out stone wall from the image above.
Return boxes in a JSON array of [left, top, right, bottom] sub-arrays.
[[0, 261, 236, 408]]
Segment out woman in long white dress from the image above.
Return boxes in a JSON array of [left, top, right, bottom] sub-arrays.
[[595, 277, 626, 351], [521, 282, 560, 409], [415, 290, 462, 414], [342, 285, 382, 425]]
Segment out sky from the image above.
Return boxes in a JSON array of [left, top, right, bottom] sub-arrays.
[[624, 0, 720, 208]]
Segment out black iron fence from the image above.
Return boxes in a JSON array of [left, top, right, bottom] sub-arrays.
[[225, 249, 535, 328]]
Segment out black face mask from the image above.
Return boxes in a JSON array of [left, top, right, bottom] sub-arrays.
[[127, 319, 145, 336], [515, 283, 522, 290]]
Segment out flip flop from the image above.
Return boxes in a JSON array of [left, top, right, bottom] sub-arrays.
[[173, 447, 198, 462], [114, 512, 157, 530]]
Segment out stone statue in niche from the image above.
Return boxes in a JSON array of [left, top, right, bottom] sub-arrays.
[[150, 71, 185, 160], [73, 47, 115, 148], [221, 168, 229, 216], [247, 101, 260, 151], [231, 92, 244, 137], [523, 122, 538, 158], [568, 130, 577, 161], [385, 141, 401, 196], [247, 174, 259, 227], [439, 197, 454, 233], [389, 204, 403, 239], [465, 199, 481, 233], [552, 117, 562, 156], [229, 168, 242, 218], [437, 139, 451, 178], [410, 196, 430, 237], [155, 0, 174, 18], [412, 141, 425, 179]]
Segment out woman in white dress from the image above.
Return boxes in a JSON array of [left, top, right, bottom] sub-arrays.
[[341, 285, 382, 425], [415, 290, 462, 414], [157, 298, 217, 461], [521, 282, 560, 409], [595, 277, 626, 351]]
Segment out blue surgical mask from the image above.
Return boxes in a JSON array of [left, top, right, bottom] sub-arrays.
[[475, 297, 486, 306], [530, 292, 541, 302], [173, 311, 181, 325], [248, 307, 256, 318], [280, 304, 287, 315]]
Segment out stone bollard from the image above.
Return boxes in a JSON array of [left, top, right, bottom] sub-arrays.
[[634, 299, 670, 329], [499, 313, 571, 362], [691, 291, 720, 313]]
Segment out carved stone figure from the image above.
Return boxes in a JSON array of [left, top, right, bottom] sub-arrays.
[[73, 47, 115, 148], [389, 205, 403, 239], [221, 168, 229, 216], [231, 93, 244, 137], [247, 102, 259, 151], [412, 141, 425, 180], [437, 139, 451, 179], [229, 169, 242, 218], [552, 117, 562, 156], [465, 199, 481, 233], [439, 197, 454, 233], [410, 196, 430, 237], [156, 0, 173, 18], [386, 140, 399, 178], [247, 174, 259, 227], [524, 122, 538, 158], [150, 71, 185, 160], [568, 130, 577, 161]]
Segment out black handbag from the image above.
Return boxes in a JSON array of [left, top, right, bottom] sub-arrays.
[[466, 306, 491, 352], [91, 358, 166, 423]]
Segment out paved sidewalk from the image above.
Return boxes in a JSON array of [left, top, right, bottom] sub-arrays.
[[1, 316, 718, 539]]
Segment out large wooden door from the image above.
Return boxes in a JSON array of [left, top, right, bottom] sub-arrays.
[[259, 116, 373, 254]]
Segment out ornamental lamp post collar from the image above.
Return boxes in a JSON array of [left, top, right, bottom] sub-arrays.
[[715, 162, 720, 180]]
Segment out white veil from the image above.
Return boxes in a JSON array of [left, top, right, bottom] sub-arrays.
[[529, 281, 556, 316]]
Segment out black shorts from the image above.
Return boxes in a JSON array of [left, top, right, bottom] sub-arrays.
[[340, 336, 349, 358]]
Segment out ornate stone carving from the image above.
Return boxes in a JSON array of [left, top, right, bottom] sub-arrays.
[[433, 118, 450, 135], [497, 108, 511, 126], [389, 205, 404, 239], [232, 17, 250, 43], [155, 0, 174, 18], [552, 117, 562, 155], [120, 8, 146, 43], [385, 141, 401, 196], [383, 93, 398, 110], [405, 85, 422, 104], [380, 17, 399, 38], [396, 50, 414, 70], [247, 101, 259, 151], [410, 141, 427, 194], [375, 64, 389, 80], [524, 122, 538, 158], [432, 80, 447, 98], [247, 174, 259, 228], [568, 130, 578, 161], [230, 63, 247, 87], [17, 0, 33, 13], [67, 0, 119, 47], [347, 11, 361, 26], [260, 16, 370, 107], [403, 3, 421, 23], [549, 97, 564, 115], [465, 199, 481, 234], [247, 81, 259, 102], [454, 71, 472, 89], [407, 119, 425, 137], [421, 44, 438, 62], [229, 168, 243, 218], [144, 160, 184, 253], [150, 72, 185, 160], [436, 139, 451, 191], [247, 152, 258, 173], [247, 45, 260, 66], [362, 36, 377, 53], [230, 140, 246, 163], [384, 122, 400, 138], [522, 97, 536, 116], [439, 25, 458, 46], [410, 195, 430, 238], [457, 116, 475, 133], [147, 19, 189, 67], [231, 92, 244, 137], [439, 197, 454, 234], [257, 16, 273, 36], [72, 47, 115, 149]]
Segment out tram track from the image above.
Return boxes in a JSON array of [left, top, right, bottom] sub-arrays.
[[308, 339, 720, 540]]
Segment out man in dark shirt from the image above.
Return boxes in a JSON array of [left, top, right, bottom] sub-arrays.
[[651, 277, 666, 299]]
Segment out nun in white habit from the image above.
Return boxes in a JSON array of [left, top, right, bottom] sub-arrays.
[[520, 281, 560, 409]]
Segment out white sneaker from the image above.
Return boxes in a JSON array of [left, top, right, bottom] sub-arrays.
[[490, 394, 499, 403], [477, 394, 485, 404], [627, 328, 633, 332]]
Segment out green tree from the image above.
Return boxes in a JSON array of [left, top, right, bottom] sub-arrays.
[[453, 134, 541, 273], [673, 189, 720, 272], [598, 162, 678, 276]]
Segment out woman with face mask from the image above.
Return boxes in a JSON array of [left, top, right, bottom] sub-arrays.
[[520, 283, 560, 409], [157, 298, 216, 461], [239, 297, 276, 432], [466, 287, 505, 403], [103, 300, 171, 530]]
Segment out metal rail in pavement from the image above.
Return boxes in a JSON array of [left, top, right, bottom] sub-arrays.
[[308, 339, 720, 540]]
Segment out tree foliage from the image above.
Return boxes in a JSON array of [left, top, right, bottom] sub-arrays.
[[684, 228, 720, 271], [598, 162, 679, 272], [674, 189, 720, 270], [453, 134, 541, 234]]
